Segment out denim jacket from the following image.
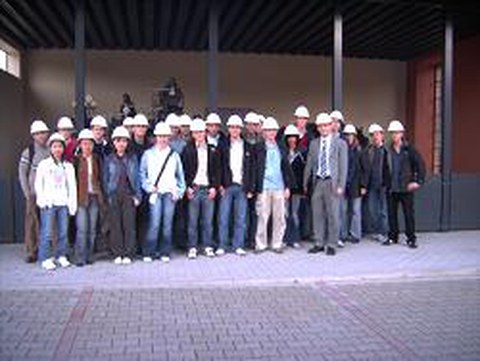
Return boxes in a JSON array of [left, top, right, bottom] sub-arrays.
[[103, 152, 142, 201]]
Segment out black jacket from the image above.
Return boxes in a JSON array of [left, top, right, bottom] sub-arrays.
[[345, 144, 366, 198], [221, 138, 256, 193], [181, 141, 222, 189], [361, 144, 390, 190], [254, 141, 295, 194], [287, 149, 307, 195], [385, 142, 426, 192]]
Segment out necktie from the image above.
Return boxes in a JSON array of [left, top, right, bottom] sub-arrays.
[[320, 138, 328, 178]]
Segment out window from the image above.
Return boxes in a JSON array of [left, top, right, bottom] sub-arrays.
[[433, 64, 443, 175], [0, 49, 7, 71], [0, 38, 21, 78]]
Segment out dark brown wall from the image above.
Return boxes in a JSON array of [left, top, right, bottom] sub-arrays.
[[452, 35, 480, 173], [0, 70, 27, 243], [407, 35, 480, 174]]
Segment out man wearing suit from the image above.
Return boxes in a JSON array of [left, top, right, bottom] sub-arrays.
[[304, 112, 348, 256]]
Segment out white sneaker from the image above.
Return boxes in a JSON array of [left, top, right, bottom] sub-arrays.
[[187, 248, 197, 260], [113, 256, 123, 265], [337, 240, 345, 248], [57, 256, 71, 268], [204, 247, 215, 257], [292, 242, 301, 249], [122, 257, 132, 265], [235, 248, 247, 256], [143, 257, 153, 263], [215, 248, 225, 256], [41, 258, 56, 271], [160, 256, 170, 263]]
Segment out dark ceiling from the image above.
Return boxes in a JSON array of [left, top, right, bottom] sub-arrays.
[[0, 0, 479, 60]]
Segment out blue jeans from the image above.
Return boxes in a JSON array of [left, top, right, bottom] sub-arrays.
[[188, 188, 214, 249], [285, 194, 302, 245], [39, 206, 69, 262], [75, 196, 99, 264], [366, 188, 388, 236], [340, 196, 362, 241], [144, 193, 176, 257], [218, 185, 247, 250]]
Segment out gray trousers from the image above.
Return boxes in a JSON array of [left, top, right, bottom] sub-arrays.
[[311, 179, 340, 247]]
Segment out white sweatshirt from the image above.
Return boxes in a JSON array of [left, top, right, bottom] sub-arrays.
[[34, 156, 77, 215]]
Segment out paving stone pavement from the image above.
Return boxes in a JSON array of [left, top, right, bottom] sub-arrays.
[[1, 279, 479, 361], [1, 231, 479, 360], [0, 231, 479, 289]]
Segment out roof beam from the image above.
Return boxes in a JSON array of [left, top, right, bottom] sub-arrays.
[[126, 0, 141, 49], [144, 0, 155, 49], [246, 0, 298, 51], [89, 0, 114, 47], [1, 0, 46, 47], [262, 0, 321, 51], [272, 1, 332, 52], [344, 3, 403, 50], [84, 0, 104, 48], [172, 0, 189, 50], [34, 0, 72, 47], [0, 13, 30, 47], [106, 0, 128, 48], [218, 0, 245, 51], [15, 0, 58, 46], [223, 0, 266, 50], [354, 5, 437, 51], [157, 0, 172, 49], [185, 0, 207, 50], [294, 0, 360, 54], [179, 0, 197, 50]]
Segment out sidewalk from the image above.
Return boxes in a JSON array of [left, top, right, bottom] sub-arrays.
[[1, 231, 479, 361], [1, 230, 479, 290]]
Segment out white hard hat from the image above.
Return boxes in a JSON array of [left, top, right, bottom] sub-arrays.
[[132, 114, 149, 127], [343, 124, 357, 135], [294, 105, 310, 118], [153, 122, 172, 136], [47, 132, 66, 146], [262, 117, 280, 130], [244, 112, 260, 124], [90, 115, 108, 128], [77, 129, 95, 141], [284, 124, 300, 137], [226, 114, 243, 127], [190, 118, 206, 132], [178, 114, 192, 127], [387, 120, 405, 132], [205, 113, 222, 125], [165, 113, 180, 127], [30, 120, 49, 134], [368, 123, 384, 134], [57, 116, 74, 130], [122, 116, 134, 127], [315, 112, 332, 125], [330, 110, 344, 121], [111, 126, 131, 140]]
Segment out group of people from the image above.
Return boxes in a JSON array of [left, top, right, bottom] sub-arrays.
[[18, 105, 426, 271]]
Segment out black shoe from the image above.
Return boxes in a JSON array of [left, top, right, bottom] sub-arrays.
[[76, 262, 85, 267], [382, 239, 394, 246], [326, 246, 336, 256], [349, 237, 360, 244], [308, 245, 325, 254], [407, 240, 418, 249], [272, 248, 283, 254], [25, 255, 37, 263]]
